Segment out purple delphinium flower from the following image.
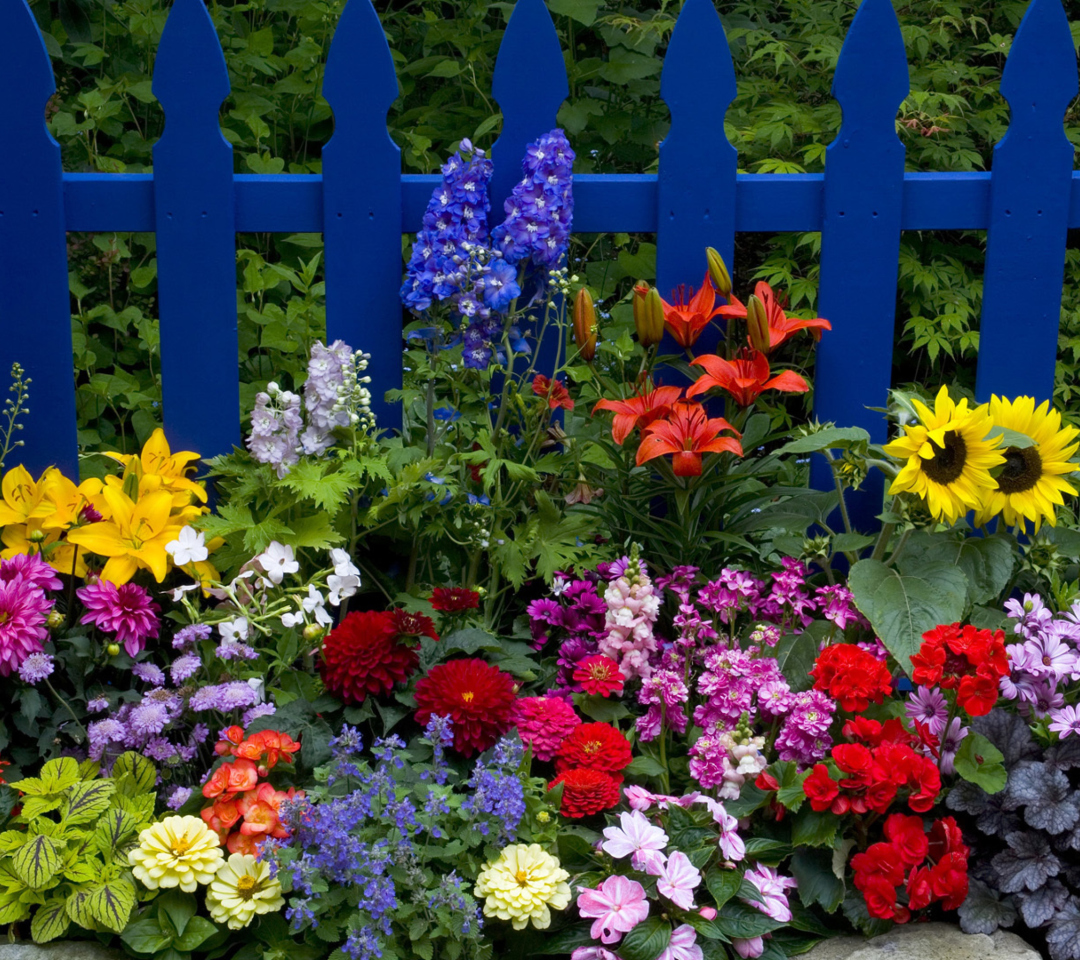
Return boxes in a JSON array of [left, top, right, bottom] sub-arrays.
[[906, 686, 949, 735], [248, 385, 302, 477], [16, 651, 54, 684], [77, 580, 160, 656], [300, 340, 362, 456]]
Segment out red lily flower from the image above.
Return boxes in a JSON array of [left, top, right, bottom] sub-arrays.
[[686, 349, 810, 406], [593, 384, 683, 445], [532, 374, 574, 411], [718, 281, 831, 351], [660, 273, 728, 349], [637, 401, 743, 477]]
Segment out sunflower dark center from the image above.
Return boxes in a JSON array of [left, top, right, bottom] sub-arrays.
[[996, 445, 1043, 494], [922, 431, 967, 484]]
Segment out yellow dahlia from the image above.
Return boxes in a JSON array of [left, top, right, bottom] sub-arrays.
[[475, 843, 571, 930], [129, 815, 224, 892], [206, 854, 285, 930], [973, 396, 1080, 532], [884, 386, 1005, 524]]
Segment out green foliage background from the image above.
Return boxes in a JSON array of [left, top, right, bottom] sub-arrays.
[[27, 0, 1080, 460]]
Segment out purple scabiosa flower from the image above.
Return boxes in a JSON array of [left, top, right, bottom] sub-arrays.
[[189, 681, 260, 713], [166, 785, 192, 810], [0, 576, 51, 676], [144, 737, 179, 762], [87, 717, 127, 760], [248, 385, 302, 477], [0, 553, 62, 592], [170, 653, 201, 684], [129, 699, 171, 738], [243, 702, 277, 726], [132, 662, 166, 686], [17, 651, 54, 684], [216, 638, 258, 661], [77, 580, 160, 656], [173, 623, 212, 650], [189, 724, 210, 744], [86, 696, 110, 713], [906, 685, 948, 735]]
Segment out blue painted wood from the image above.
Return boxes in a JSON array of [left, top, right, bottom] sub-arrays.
[[975, 0, 1077, 404], [152, 0, 238, 461], [0, 0, 78, 477], [322, 0, 402, 431], [812, 0, 909, 528], [656, 0, 737, 360]]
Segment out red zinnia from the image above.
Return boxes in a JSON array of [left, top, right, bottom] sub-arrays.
[[413, 658, 517, 756], [549, 767, 622, 818], [532, 375, 574, 411], [430, 587, 481, 614], [811, 643, 894, 713], [320, 610, 419, 705], [555, 722, 633, 775], [573, 655, 625, 697]]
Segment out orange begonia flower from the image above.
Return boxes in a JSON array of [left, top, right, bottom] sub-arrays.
[[636, 401, 743, 477], [660, 273, 728, 349], [687, 350, 810, 407], [593, 385, 683, 445], [717, 282, 831, 352]]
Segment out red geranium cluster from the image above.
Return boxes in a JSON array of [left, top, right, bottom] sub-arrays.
[[810, 643, 893, 713], [851, 814, 970, 922], [803, 718, 941, 815], [548, 722, 631, 818], [414, 658, 518, 756], [911, 623, 1009, 716], [202, 727, 304, 855]]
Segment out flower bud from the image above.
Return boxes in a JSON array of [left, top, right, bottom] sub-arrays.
[[746, 294, 770, 353], [302, 623, 325, 644], [573, 287, 597, 362], [46, 610, 64, 630], [106, 643, 121, 657], [706, 247, 732, 297], [634, 284, 665, 347], [27, 529, 45, 544]]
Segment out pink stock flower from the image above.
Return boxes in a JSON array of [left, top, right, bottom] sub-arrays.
[[601, 811, 669, 871], [77, 579, 161, 656], [650, 851, 701, 910], [657, 925, 703, 960], [0, 576, 51, 676], [577, 876, 650, 944]]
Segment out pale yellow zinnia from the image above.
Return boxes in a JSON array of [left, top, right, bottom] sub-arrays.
[[474, 843, 571, 930], [129, 815, 225, 892], [206, 854, 285, 930]]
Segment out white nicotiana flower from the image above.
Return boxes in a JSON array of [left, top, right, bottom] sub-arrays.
[[169, 583, 201, 602], [327, 573, 360, 606], [329, 548, 360, 579], [302, 586, 332, 627], [219, 618, 249, 643], [247, 678, 265, 703], [165, 526, 209, 566], [258, 541, 299, 585], [281, 611, 304, 628]]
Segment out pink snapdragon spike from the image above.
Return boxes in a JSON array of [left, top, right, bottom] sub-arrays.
[[650, 850, 701, 910], [657, 924, 703, 960], [577, 875, 650, 944], [601, 811, 669, 871]]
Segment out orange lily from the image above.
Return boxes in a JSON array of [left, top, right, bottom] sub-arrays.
[[637, 401, 743, 477], [687, 350, 810, 407], [660, 273, 728, 349], [717, 282, 831, 351], [593, 385, 683, 445]]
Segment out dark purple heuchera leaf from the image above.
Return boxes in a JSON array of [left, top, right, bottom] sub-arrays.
[[992, 832, 1062, 893], [1045, 738, 1080, 773], [1003, 762, 1055, 810], [959, 879, 1017, 936], [1048, 898, 1080, 960], [1051, 826, 1080, 854], [976, 795, 1024, 839], [947, 780, 989, 816], [1018, 879, 1070, 929], [973, 710, 1040, 769], [1003, 763, 1080, 835]]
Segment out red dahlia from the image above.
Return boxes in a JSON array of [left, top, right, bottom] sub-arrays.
[[573, 655, 625, 697], [555, 722, 633, 775], [811, 643, 894, 713], [430, 587, 481, 613], [413, 658, 517, 756], [549, 767, 622, 818], [320, 611, 418, 705], [391, 608, 439, 641]]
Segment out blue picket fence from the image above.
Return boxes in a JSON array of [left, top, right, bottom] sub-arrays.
[[0, 0, 1077, 486]]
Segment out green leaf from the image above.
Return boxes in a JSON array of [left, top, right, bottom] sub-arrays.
[[715, 902, 782, 940], [157, 889, 197, 939], [624, 756, 666, 778], [112, 752, 157, 796], [847, 558, 967, 672], [832, 532, 876, 553], [954, 732, 1007, 794], [618, 916, 671, 960], [87, 878, 137, 933], [705, 868, 743, 910], [31, 898, 71, 943], [790, 849, 844, 913], [574, 694, 631, 723], [123, 916, 175, 954], [65, 888, 95, 928], [773, 630, 818, 693], [13, 835, 62, 889], [986, 426, 1035, 449], [287, 512, 343, 549], [545, 0, 603, 26], [93, 808, 138, 852], [175, 915, 219, 951], [743, 837, 792, 861], [790, 808, 837, 848], [39, 757, 81, 794], [775, 426, 870, 454], [62, 779, 115, 825], [897, 532, 1016, 606]]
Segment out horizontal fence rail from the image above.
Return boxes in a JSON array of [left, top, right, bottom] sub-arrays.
[[0, 0, 1076, 494]]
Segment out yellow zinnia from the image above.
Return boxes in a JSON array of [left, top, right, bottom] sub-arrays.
[[129, 815, 224, 892], [475, 844, 571, 930], [974, 396, 1080, 532], [206, 854, 285, 930], [884, 386, 1005, 524]]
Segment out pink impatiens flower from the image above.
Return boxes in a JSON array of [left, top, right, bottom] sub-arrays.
[[648, 850, 701, 910], [601, 810, 669, 871], [657, 925, 703, 960], [77, 579, 161, 656], [742, 863, 798, 923], [732, 937, 764, 959], [577, 875, 649, 944]]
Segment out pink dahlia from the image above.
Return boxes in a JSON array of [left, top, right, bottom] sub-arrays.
[[513, 696, 581, 762], [77, 579, 161, 656], [0, 553, 62, 592], [0, 577, 51, 676]]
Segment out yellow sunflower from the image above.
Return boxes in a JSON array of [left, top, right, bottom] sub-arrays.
[[973, 396, 1080, 532], [883, 386, 1005, 524]]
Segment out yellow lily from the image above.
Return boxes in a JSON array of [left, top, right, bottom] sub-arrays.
[[0, 466, 59, 527], [40, 472, 103, 531], [103, 429, 207, 504], [1, 523, 87, 577], [66, 487, 184, 584]]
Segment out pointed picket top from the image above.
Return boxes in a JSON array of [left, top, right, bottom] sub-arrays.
[[152, 0, 231, 143], [490, 0, 569, 211], [323, 0, 400, 141], [2, 0, 58, 147], [998, 0, 1077, 147], [660, 0, 736, 124], [831, 0, 908, 133]]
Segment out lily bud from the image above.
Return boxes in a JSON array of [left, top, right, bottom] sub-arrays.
[[573, 287, 597, 361], [746, 294, 771, 353], [706, 247, 732, 297], [634, 284, 665, 347]]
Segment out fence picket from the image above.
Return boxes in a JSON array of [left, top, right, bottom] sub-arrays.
[[976, 0, 1077, 405], [323, 0, 402, 431], [812, 0, 909, 526], [0, 1, 77, 477], [152, 0, 238, 462], [656, 0, 736, 361]]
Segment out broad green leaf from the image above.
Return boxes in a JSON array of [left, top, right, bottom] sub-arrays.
[[897, 532, 1015, 606], [13, 835, 62, 889], [775, 426, 870, 454], [624, 756, 666, 778], [39, 758, 81, 795], [65, 888, 95, 927], [175, 915, 218, 951], [832, 531, 876, 553], [0, 893, 30, 924], [122, 916, 174, 954], [954, 732, 1007, 794], [790, 849, 844, 913], [112, 752, 156, 796], [619, 916, 671, 960], [705, 868, 743, 910], [773, 629, 819, 693], [62, 780, 116, 825], [574, 694, 631, 723], [63, 860, 99, 884], [87, 878, 137, 933], [546, 0, 604, 26], [715, 902, 782, 940], [790, 808, 838, 848], [31, 898, 71, 943], [848, 558, 967, 672], [20, 796, 64, 820], [157, 889, 196, 939], [93, 808, 138, 853], [742, 837, 791, 862], [986, 426, 1035, 449], [7, 776, 46, 797], [0, 830, 26, 854]]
